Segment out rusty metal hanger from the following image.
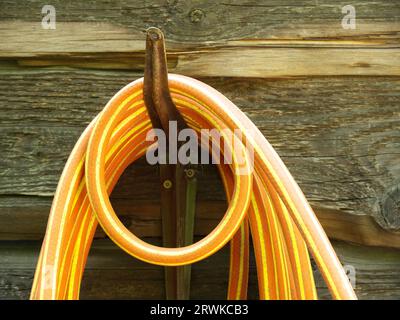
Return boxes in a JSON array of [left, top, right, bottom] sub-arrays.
[[143, 27, 197, 300]]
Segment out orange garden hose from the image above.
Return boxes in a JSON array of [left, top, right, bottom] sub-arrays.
[[31, 74, 357, 300]]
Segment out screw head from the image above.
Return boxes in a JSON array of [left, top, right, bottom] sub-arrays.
[[163, 179, 173, 189], [186, 169, 195, 178], [147, 27, 162, 41]]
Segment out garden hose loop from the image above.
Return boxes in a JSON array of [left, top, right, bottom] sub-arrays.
[[31, 74, 357, 300], [85, 81, 253, 265]]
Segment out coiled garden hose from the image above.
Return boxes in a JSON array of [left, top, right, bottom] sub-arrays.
[[31, 74, 357, 300]]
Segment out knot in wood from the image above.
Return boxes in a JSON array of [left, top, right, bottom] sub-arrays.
[[189, 8, 205, 23], [380, 186, 400, 230]]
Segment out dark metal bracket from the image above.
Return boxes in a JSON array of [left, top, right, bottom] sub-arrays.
[[143, 27, 197, 300]]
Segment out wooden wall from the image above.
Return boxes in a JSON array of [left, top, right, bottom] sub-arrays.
[[0, 0, 399, 299]]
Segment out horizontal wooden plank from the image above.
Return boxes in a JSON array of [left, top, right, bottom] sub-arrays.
[[0, 67, 399, 239], [172, 48, 400, 77], [0, 195, 226, 240], [0, 238, 236, 300], [8, 33, 400, 76], [0, 239, 398, 299], [1, 194, 398, 249], [0, 1, 399, 75], [315, 208, 400, 249], [324, 241, 400, 300], [1, 0, 399, 46], [0, 0, 399, 42]]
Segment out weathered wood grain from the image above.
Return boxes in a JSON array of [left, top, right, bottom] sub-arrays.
[[0, 1, 399, 75], [2, 194, 399, 249], [315, 208, 400, 249], [0, 156, 399, 248], [0, 239, 398, 299], [0, 0, 398, 302], [319, 241, 400, 300], [0, 67, 399, 240], [1, 0, 399, 46], [0, 195, 226, 240]]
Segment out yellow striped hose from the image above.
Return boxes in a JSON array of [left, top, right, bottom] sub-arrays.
[[31, 74, 357, 300]]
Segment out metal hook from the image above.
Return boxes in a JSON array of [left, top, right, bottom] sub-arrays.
[[143, 27, 197, 300]]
